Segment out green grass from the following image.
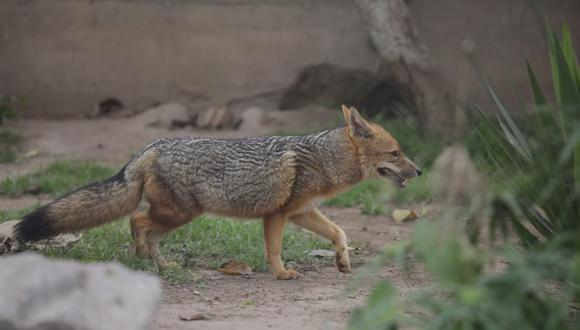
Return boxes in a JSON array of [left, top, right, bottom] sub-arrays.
[[0, 207, 36, 223], [0, 160, 116, 197], [3, 209, 334, 284]]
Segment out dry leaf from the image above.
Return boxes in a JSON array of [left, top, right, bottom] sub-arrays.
[[178, 313, 206, 321], [392, 209, 419, 223], [218, 260, 253, 275], [22, 149, 39, 159]]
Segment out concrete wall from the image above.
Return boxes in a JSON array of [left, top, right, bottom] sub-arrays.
[[410, 0, 580, 110], [0, 0, 379, 117], [1, 0, 579, 118]]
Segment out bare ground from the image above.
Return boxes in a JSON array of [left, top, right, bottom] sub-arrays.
[[149, 206, 429, 330], [0, 110, 429, 330]]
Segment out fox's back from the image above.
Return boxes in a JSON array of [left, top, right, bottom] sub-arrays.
[[149, 135, 310, 217]]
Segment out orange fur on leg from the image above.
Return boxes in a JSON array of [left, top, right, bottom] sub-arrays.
[[263, 213, 299, 280]]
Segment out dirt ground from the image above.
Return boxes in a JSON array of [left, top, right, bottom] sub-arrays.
[[0, 110, 429, 330]]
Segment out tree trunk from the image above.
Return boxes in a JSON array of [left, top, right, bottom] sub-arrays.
[[353, 0, 453, 134]]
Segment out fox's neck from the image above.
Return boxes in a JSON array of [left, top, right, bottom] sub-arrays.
[[305, 127, 364, 192]]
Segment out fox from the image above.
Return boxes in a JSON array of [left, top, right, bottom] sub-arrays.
[[15, 105, 421, 280]]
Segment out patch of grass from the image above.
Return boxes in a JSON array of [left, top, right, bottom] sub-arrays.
[[0, 207, 37, 223], [44, 216, 333, 283], [0, 161, 116, 197], [6, 206, 334, 283]]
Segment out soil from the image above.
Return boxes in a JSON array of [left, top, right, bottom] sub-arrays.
[[0, 110, 430, 330]]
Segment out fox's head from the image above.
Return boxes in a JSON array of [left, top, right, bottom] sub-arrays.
[[342, 105, 422, 188]]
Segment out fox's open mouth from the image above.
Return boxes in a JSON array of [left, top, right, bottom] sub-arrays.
[[377, 167, 407, 188]]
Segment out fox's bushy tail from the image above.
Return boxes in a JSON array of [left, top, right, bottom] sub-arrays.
[[16, 157, 150, 242]]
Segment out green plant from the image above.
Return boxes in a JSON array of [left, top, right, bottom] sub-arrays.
[[0, 129, 22, 164], [480, 24, 580, 251], [0, 96, 15, 126], [349, 24, 580, 330], [350, 224, 578, 330]]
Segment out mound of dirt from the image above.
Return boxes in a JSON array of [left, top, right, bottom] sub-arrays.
[[279, 63, 414, 118]]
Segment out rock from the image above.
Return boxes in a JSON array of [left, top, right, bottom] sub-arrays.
[[0, 253, 161, 330], [238, 107, 267, 132], [0, 221, 20, 254], [196, 106, 242, 130], [134, 102, 192, 129]]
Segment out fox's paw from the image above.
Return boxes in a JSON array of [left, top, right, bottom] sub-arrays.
[[336, 261, 352, 273], [335, 254, 352, 273], [275, 269, 300, 280]]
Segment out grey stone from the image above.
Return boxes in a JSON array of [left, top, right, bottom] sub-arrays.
[[135, 102, 191, 129], [0, 253, 161, 330]]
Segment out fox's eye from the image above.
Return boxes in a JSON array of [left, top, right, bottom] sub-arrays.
[[390, 150, 400, 157]]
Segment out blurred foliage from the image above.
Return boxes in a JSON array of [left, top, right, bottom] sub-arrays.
[[350, 227, 578, 330], [474, 24, 580, 251], [0, 96, 20, 163], [0, 130, 22, 164], [0, 95, 15, 126], [349, 25, 580, 330]]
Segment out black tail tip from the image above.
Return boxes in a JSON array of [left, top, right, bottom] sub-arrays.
[[15, 205, 56, 242]]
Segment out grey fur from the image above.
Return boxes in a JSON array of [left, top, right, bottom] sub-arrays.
[[144, 128, 361, 217]]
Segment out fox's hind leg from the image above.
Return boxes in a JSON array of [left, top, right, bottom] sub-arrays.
[[135, 178, 200, 270], [130, 212, 175, 268], [144, 206, 200, 270], [290, 208, 351, 273], [130, 211, 153, 257], [146, 227, 179, 270]]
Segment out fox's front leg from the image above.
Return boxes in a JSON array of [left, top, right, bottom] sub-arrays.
[[263, 213, 299, 280], [290, 208, 351, 273]]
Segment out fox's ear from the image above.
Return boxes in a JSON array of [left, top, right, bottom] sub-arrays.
[[343, 106, 372, 138]]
